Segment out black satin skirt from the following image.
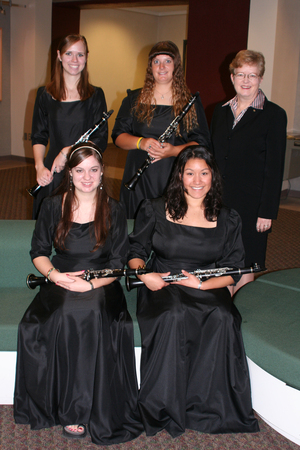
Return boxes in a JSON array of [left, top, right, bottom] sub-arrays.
[[14, 281, 143, 445], [137, 284, 259, 437]]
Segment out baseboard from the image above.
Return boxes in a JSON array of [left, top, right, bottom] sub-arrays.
[[0, 155, 34, 164]]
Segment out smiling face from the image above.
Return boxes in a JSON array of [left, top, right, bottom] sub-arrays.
[[231, 63, 262, 102], [151, 54, 174, 85], [58, 40, 87, 78], [71, 155, 102, 195], [182, 158, 212, 201]]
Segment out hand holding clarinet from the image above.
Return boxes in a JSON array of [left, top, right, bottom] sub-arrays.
[[27, 110, 114, 197], [124, 93, 199, 191], [27, 264, 265, 290]]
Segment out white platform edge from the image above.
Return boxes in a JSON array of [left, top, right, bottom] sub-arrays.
[[247, 356, 300, 446], [1, 351, 299, 447], [0, 349, 141, 405]]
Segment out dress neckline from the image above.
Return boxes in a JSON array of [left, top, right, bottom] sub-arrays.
[[72, 221, 93, 226], [165, 217, 218, 230]]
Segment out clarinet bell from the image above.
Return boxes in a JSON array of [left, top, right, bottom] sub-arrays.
[[27, 183, 41, 197], [124, 175, 139, 191], [26, 273, 48, 289], [125, 276, 144, 291]]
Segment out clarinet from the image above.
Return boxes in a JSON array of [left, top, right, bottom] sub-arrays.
[[26, 267, 151, 290], [125, 264, 265, 291], [27, 110, 114, 198], [124, 92, 199, 191]]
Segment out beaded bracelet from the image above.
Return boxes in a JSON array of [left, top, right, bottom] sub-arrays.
[[47, 267, 56, 281], [197, 280, 202, 289], [60, 151, 67, 159], [136, 137, 143, 149]]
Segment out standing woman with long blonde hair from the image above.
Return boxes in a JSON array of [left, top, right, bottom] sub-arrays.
[[31, 34, 108, 219], [112, 40, 210, 219]]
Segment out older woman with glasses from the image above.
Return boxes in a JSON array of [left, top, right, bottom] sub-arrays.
[[210, 50, 287, 293]]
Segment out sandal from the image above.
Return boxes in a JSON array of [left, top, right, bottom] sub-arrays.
[[63, 424, 87, 439]]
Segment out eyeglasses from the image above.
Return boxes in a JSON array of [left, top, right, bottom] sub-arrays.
[[234, 73, 260, 80]]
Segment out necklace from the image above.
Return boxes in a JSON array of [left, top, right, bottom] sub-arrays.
[[155, 88, 172, 100]]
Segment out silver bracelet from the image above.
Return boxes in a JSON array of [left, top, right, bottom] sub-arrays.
[[88, 280, 94, 290], [60, 151, 67, 159], [197, 280, 202, 289]]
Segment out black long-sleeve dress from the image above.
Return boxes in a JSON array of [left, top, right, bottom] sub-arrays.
[[14, 196, 143, 445], [210, 97, 287, 266], [31, 86, 108, 219], [128, 198, 259, 437], [112, 89, 211, 218]]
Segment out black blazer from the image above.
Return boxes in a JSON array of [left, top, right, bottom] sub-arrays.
[[210, 98, 287, 220]]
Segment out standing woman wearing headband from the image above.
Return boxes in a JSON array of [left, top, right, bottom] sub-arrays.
[[14, 142, 142, 445], [112, 40, 210, 219], [31, 34, 108, 219]]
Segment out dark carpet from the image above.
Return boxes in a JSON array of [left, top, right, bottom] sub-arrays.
[[0, 164, 299, 449], [0, 405, 299, 450]]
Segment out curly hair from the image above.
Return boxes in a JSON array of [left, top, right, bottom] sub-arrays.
[[46, 34, 94, 101], [165, 145, 223, 222], [229, 49, 265, 77], [135, 41, 198, 133], [54, 141, 111, 251]]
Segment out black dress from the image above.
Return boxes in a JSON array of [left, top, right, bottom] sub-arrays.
[[112, 89, 211, 218], [129, 198, 259, 437], [14, 196, 143, 445], [210, 96, 287, 266], [31, 86, 108, 219]]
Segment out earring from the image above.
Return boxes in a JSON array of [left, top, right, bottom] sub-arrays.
[[98, 175, 103, 190]]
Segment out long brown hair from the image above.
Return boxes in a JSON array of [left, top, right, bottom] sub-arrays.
[[135, 41, 198, 133], [54, 142, 111, 251], [46, 35, 94, 101]]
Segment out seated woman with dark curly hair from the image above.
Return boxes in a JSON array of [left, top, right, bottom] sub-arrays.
[[128, 145, 259, 437]]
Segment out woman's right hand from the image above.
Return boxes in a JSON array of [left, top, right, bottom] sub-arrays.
[[138, 272, 170, 291], [36, 165, 53, 186]]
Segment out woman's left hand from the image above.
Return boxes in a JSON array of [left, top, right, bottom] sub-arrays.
[[172, 270, 201, 289], [148, 142, 176, 162], [256, 217, 272, 233]]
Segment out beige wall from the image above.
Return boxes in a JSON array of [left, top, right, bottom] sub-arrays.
[[11, 0, 52, 157], [248, 0, 300, 134], [272, 0, 300, 134], [80, 8, 187, 142]]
